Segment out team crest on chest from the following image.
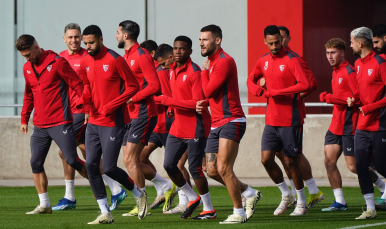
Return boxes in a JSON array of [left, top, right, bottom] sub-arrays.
[[368, 69, 373, 76], [279, 65, 285, 72], [357, 66, 360, 74], [131, 60, 135, 66], [210, 67, 213, 73], [339, 78, 343, 84], [103, 65, 109, 72], [264, 61, 269, 70], [183, 75, 187, 82], [47, 65, 52, 72], [27, 70, 31, 74]]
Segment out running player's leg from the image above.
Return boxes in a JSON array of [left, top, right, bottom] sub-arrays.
[[178, 150, 191, 186], [275, 151, 296, 200], [140, 140, 159, 171], [370, 130, 386, 210]]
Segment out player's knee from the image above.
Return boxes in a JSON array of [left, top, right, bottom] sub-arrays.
[[261, 157, 274, 168], [217, 163, 229, 178], [206, 166, 219, 178], [164, 161, 179, 176], [58, 151, 65, 160], [102, 164, 116, 177], [30, 159, 44, 173], [188, 164, 205, 180], [347, 164, 356, 173], [324, 158, 337, 170]]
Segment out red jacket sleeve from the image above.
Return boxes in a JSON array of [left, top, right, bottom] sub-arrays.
[[270, 57, 310, 97], [325, 93, 348, 105], [131, 54, 161, 102], [57, 57, 84, 98], [21, 76, 34, 125], [299, 57, 317, 97], [80, 63, 91, 114], [361, 63, 386, 115], [102, 57, 140, 116], [202, 58, 230, 98], [247, 59, 265, 96]]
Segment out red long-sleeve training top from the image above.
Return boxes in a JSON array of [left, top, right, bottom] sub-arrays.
[[154, 58, 211, 139], [59, 48, 88, 114], [80, 46, 140, 127], [354, 51, 386, 131], [320, 61, 358, 135], [153, 65, 173, 133], [201, 48, 245, 128], [21, 49, 83, 128], [123, 42, 160, 119], [247, 48, 310, 127]]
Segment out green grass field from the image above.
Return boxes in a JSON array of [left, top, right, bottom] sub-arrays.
[[1, 186, 386, 228]]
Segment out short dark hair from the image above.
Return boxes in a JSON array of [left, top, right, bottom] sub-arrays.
[[82, 25, 102, 38], [15, 34, 36, 51], [264, 25, 280, 37], [119, 20, 140, 41], [278, 26, 290, 37], [154, 44, 173, 60], [372, 23, 386, 38], [64, 23, 81, 34], [174, 36, 192, 49], [200, 24, 222, 39], [140, 40, 158, 53]]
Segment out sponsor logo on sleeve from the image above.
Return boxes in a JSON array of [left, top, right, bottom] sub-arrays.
[[86, 67, 90, 72], [27, 70, 31, 74]]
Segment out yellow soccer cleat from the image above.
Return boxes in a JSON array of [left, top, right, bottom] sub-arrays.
[[307, 190, 324, 208], [163, 183, 177, 212]]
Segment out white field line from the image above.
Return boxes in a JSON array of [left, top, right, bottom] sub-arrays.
[[337, 222, 386, 229]]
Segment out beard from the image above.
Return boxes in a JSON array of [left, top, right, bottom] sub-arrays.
[[117, 39, 125, 49], [201, 45, 216, 57], [353, 49, 361, 57], [375, 44, 386, 55]]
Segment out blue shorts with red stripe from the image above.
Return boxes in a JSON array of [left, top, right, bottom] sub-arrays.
[[205, 122, 246, 153], [73, 113, 86, 144], [123, 117, 157, 146]]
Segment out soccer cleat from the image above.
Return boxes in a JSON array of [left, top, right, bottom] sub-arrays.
[[307, 190, 324, 208], [181, 196, 201, 219], [136, 190, 149, 220], [375, 197, 386, 211], [288, 193, 297, 208], [163, 204, 187, 214], [52, 198, 76, 211], [245, 189, 262, 220], [355, 208, 377, 220], [110, 189, 127, 211], [87, 212, 114, 224], [290, 203, 309, 216], [274, 194, 296, 216], [122, 206, 152, 216], [321, 201, 348, 211], [219, 214, 247, 224], [163, 183, 177, 212], [191, 210, 217, 220], [149, 195, 165, 210], [26, 205, 52, 214]]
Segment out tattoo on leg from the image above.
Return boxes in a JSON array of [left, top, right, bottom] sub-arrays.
[[208, 153, 216, 162]]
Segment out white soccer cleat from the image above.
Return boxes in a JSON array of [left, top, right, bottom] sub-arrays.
[[355, 208, 377, 220], [274, 194, 295, 216], [163, 204, 187, 214], [26, 205, 52, 214], [290, 203, 309, 216], [87, 212, 114, 224], [245, 189, 262, 220], [219, 214, 247, 224], [136, 190, 149, 220]]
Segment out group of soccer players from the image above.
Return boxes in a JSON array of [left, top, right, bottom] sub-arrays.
[[16, 19, 386, 224]]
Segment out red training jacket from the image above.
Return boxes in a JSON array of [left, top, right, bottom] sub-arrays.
[[153, 65, 173, 133], [21, 49, 83, 128], [80, 46, 140, 127], [201, 48, 245, 128]]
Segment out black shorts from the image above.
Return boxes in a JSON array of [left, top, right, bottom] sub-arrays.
[[261, 125, 303, 158], [324, 130, 354, 156], [206, 122, 246, 153], [148, 132, 169, 147], [73, 113, 86, 144], [122, 117, 157, 146]]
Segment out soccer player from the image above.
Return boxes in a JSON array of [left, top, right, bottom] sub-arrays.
[[373, 23, 386, 59], [197, 24, 261, 224], [17, 34, 88, 214], [348, 27, 386, 219], [80, 25, 145, 224], [53, 23, 127, 211], [247, 25, 310, 216], [155, 36, 216, 219]]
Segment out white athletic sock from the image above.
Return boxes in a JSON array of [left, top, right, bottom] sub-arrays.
[[130, 184, 142, 198], [332, 188, 346, 205], [234, 207, 246, 217], [374, 177, 385, 193], [153, 183, 164, 197], [277, 181, 291, 196], [151, 173, 172, 192], [140, 187, 146, 192], [180, 182, 198, 201], [200, 192, 214, 211], [97, 198, 110, 213], [64, 180, 75, 201], [178, 190, 189, 206], [296, 188, 306, 205], [289, 179, 297, 195], [102, 174, 121, 196], [241, 186, 255, 198], [364, 193, 375, 210], [305, 178, 319, 195], [38, 192, 50, 208]]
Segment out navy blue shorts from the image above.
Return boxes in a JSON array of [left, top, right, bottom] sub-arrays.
[[73, 113, 86, 144], [122, 117, 157, 146], [206, 122, 246, 153], [261, 125, 303, 158], [148, 132, 169, 147], [324, 130, 354, 156]]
